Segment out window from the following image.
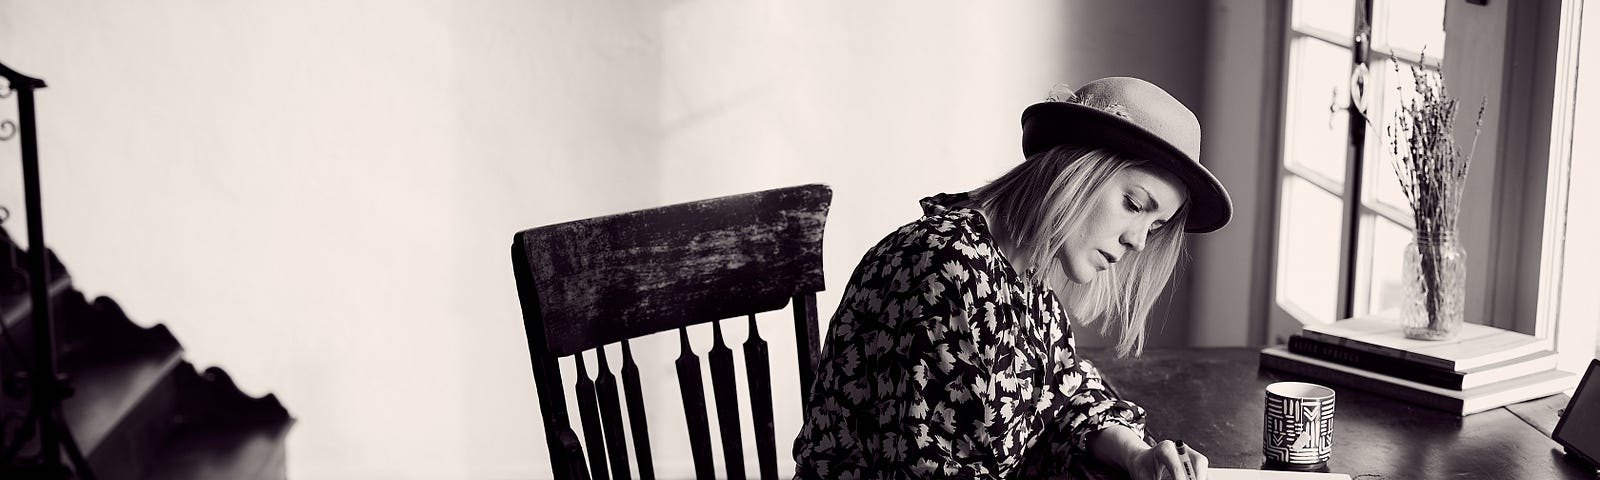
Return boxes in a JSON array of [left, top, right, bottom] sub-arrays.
[[1267, 0, 1597, 371], [1273, 0, 1449, 326]]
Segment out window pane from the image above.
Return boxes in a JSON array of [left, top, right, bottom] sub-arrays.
[[1285, 37, 1353, 186], [1382, 0, 1446, 59], [1293, 0, 1355, 41], [1368, 215, 1413, 314], [1370, 144, 1413, 216], [1276, 176, 1345, 323], [1369, 58, 1433, 215]]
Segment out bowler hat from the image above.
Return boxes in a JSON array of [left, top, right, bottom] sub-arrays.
[[1021, 77, 1232, 233]]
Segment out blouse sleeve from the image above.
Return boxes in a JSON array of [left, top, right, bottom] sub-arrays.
[[1060, 342, 1148, 454], [1016, 344, 1148, 477]]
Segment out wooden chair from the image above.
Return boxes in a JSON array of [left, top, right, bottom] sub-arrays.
[[512, 184, 831, 480]]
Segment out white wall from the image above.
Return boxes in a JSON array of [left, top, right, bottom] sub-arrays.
[[1190, 0, 1275, 346], [0, 1, 1217, 478]]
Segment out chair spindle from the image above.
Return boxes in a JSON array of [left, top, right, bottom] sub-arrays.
[[709, 318, 746, 479], [744, 315, 778, 480], [676, 328, 715, 480], [557, 427, 593, 480], [574, 352, 610, 480], [594, 347, 631, 480], [621, 340, 655, 480], [792, 292, 821, 405]]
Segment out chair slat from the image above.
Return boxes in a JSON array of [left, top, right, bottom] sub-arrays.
[[574, 353, 610, 480], [594, 348, 631, 480], [743, 315, 778, 480], [792, 292, 821, 405], [621, 340, 655, 480], [676, 328, 715, 480], [709, 319, 745, 479]]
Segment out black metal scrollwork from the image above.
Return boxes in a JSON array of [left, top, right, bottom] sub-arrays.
[[0, 80, 12, 140]]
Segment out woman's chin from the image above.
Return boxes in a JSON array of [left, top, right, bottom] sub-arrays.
[[1063, 269, 1094, 284]]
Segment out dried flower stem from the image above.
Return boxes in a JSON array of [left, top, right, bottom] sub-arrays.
[[1385, 59, 1484, 331]]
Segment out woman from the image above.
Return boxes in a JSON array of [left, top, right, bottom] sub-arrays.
[[793, 77, 1231, 479]]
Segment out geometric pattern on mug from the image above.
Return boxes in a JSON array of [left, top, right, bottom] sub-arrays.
[[1264, 396, 1334, 464]]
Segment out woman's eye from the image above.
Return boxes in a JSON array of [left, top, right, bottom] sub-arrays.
[[1124, 196, 1143, 213]]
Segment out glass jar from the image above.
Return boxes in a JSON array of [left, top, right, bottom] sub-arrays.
[[1401, 230, 1466, 340]]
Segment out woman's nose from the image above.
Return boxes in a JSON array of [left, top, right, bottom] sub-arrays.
[[1121, 225, 1148, 252]]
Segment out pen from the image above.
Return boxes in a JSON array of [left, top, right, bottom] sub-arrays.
[[1174, 440, 1196, 480]]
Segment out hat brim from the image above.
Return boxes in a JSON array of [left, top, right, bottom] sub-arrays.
[[1022, 101, 1232, 233]]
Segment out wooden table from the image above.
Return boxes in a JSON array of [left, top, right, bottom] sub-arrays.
[[1067, 347, 1595, 479]]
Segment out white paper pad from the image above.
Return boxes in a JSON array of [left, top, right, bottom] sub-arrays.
[[1207, 467, 1353, 480]]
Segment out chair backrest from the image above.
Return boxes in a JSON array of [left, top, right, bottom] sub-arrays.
[[513, 184, 831, 480]]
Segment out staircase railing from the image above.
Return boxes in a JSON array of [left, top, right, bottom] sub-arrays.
[[0, 58, 94, 480]]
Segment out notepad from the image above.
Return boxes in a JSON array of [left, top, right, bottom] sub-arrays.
[[1208, 467, 1353, 479]]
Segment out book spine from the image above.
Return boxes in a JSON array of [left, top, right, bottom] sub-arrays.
[[1299, 330, 1456, 370], [1288, 336, 1465, 390], [1259, 351, 1465, 415]]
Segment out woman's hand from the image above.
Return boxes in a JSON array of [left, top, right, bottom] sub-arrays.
[[1088, 426, 1209, 480], [1125, 439, 1208, 480]]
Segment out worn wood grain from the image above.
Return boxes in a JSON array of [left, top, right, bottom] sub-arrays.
[[514, 184, 829, 356]]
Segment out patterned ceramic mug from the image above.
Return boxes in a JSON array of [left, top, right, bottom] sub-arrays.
[[1263, 381, 1335, 470]]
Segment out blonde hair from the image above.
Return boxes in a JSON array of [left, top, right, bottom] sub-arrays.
[[968, 145, 1190, 357]]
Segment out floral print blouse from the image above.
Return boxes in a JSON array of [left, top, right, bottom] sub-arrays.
[[792, 193, 1147, 479]]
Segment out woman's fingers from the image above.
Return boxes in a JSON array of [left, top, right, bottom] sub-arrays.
[[1156, 440, 1186, 480], [1190, 447, 1208, 480], [1139, 439, 1209, 480]]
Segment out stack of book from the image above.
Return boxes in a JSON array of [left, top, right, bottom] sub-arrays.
[[1259, 311, 1575, 416]]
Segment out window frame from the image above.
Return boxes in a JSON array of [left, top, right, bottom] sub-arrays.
[[1263, 0, 1583, 360], [1270, 17, 1358, 327], [1537, 0, 1599, 374]]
